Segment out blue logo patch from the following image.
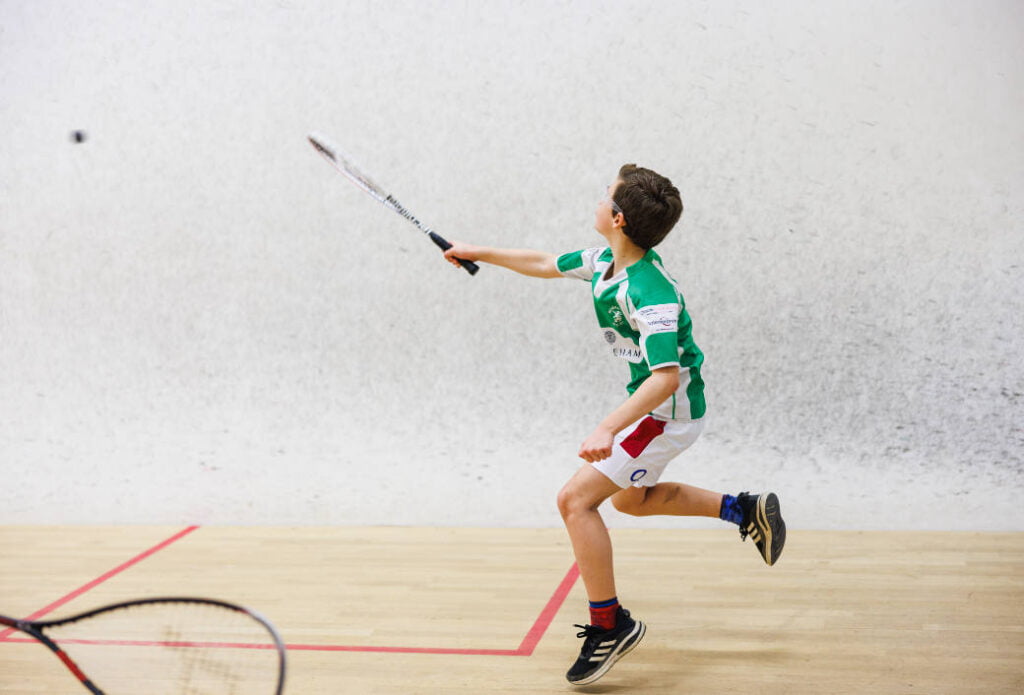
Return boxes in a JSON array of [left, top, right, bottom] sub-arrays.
[[630, 469, 648, 482]]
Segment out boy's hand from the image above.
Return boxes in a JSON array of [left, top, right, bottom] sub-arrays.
[[443, 242, 483, 268], [578, 426, 615, 463]]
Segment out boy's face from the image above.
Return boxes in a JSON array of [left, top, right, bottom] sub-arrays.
[[594, 178, 626, 240]]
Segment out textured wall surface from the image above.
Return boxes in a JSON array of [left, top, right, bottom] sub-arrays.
[[1, 0, 1021, 530]]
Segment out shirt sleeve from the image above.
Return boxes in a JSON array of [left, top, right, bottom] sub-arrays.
[[556, 247, 604, 281], [633, 303, 681, 370]]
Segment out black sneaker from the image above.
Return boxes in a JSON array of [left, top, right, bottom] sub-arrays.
[[737, 491, 786, 566], [565, 607, 646, 685]]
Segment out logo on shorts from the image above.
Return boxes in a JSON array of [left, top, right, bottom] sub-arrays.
[[604, 330, 616, 344], [630, 469, 648, 483]]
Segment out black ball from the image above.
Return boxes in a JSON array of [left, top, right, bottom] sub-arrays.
[[71, 130, 86, 143]]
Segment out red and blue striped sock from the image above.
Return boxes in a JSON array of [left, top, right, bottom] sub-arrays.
[[589, 597, 619, 630]]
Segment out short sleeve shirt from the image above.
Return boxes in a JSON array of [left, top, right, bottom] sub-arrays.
[[557, 247, 706, 420]]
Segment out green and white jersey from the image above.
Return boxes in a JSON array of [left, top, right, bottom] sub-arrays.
[[557, 247, 706, 421]]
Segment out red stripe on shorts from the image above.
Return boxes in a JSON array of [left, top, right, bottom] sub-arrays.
[[619, 417, 666, 458]]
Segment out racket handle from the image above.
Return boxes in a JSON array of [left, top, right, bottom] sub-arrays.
[[429, 232, 480, 276]]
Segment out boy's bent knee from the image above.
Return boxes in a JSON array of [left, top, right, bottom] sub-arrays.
[[611, 487, 648, 516], [557, 465, 624, 520], [557, 482, 602, 519], [556, 485, 578, 519]]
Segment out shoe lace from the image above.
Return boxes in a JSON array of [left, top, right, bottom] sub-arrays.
[[574, 623, 604, 640], [573, 623, 607, 657], [736, 491, 753, 542]]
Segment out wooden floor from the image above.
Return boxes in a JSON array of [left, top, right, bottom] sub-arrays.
[[0, 526, 1021, 694]]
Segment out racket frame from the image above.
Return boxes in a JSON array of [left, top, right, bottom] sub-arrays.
[[308, 132, 480, 275], [0, 597, 287, 695]]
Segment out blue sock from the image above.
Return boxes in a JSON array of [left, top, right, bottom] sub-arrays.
[[719, 494, 743, 525]]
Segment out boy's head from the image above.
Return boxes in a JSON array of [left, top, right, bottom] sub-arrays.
[[611, 164, 683, 249]]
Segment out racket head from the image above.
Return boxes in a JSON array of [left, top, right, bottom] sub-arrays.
[[2, 597, 286, 695], [308, 132, 390, 204], [307, 131, 480, 276]]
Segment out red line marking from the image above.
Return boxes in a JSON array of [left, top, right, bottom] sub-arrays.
[[282, 562, 580, 657], [0, 526, 199, 641], [286, 643, 522, 656], [515, 562, 580, 655], [1, 636, 519, 656], [3, 636, 280, 650], [0, 532, 579, 658]]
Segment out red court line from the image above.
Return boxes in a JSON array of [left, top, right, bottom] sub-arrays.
[[516, 561, 580, 655], [0, 530, 579, 657], [0, 561, 580, 657], [282, 562, 580, 656], [2, 636, 280, 650], [0, 525, 200, 641], [286, 643, 523, 656], [2, 634, 522, 656]]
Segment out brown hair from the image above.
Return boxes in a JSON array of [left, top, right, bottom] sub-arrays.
[[612, 164, 683, 249]]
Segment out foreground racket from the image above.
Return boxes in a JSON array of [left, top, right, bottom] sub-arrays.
[[308, 132, 479, 275], [0, 597, 286, 694]]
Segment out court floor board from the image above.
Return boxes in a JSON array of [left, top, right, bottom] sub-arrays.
[[1, 526, 1021, 694]]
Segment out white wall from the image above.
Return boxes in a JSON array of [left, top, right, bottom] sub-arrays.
[[1, 0, 1021, 530]]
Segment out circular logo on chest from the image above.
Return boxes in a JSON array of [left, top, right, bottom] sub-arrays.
[[604, 330, 616, 344]]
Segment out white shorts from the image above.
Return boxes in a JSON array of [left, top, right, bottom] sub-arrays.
[[592, 416, 704, 489]]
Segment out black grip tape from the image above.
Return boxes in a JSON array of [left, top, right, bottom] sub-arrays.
[[429, 232, 479, 276]]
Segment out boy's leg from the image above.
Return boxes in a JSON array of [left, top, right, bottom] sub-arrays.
[[556, 464, 623, 602], [610, 481, 722, 517], [612, 483, 787, 566], [593, 417, 786, 566], [557, 464, 646, 686]]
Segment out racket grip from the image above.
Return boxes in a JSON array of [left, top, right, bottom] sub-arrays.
[[429, 232, 480, 275]]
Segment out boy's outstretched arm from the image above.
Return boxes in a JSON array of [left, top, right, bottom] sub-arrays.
[[443, 242, 561, 278]]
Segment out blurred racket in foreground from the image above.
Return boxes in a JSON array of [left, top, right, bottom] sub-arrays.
[[308, 132, 480, 275], [0, 597, 286, 694]]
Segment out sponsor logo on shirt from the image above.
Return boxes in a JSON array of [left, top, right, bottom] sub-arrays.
[[600, 329, 643, 363], [636, 305, 677, 333], [612, 346, 643, 362]]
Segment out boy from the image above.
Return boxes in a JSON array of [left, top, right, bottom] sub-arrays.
[[443, 164, 786, 685]]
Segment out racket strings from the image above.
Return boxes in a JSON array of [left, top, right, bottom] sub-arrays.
[[42, 601, 282, 695]]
